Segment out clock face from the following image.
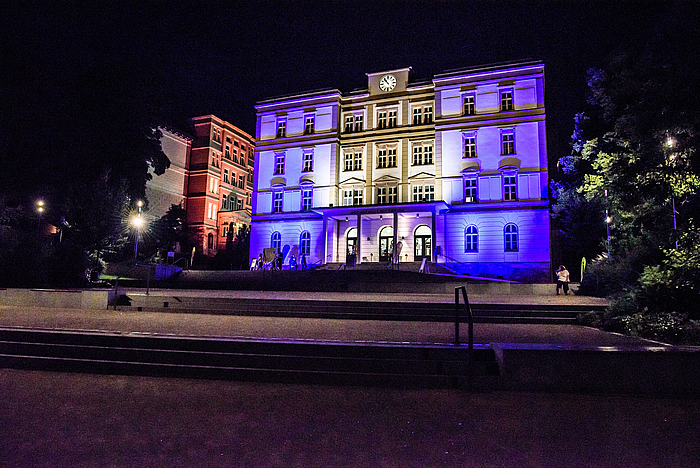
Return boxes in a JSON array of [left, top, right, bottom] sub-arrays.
[[379, 74, 397, 92]]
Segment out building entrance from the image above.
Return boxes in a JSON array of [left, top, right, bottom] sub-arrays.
[[414, 225, 432, 260], [346, 227, 357, 264], [378, 226, 394, 262]]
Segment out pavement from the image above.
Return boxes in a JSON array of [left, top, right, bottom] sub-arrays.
[[3, 289, 700, 467]]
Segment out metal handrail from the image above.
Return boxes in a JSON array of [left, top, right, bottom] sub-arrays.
[[454, 285, 474, 349], [173, 257, 189, 270]]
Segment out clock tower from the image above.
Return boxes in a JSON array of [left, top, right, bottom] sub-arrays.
[[367, 67, 411, 95]]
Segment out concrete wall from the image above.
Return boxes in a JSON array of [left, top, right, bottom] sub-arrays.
[[0, 289, 114, 310]]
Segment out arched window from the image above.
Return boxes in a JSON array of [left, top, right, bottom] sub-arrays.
[[464, 225, 478, 252], [504, 223, 518, 252], [271, 231, 281, 253], [300, 231, 311, 256]]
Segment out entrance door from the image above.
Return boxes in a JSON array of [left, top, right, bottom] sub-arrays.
[[378, 226, 394, 261], [414, 225, 432, 260], [346, 227, 357, 263]]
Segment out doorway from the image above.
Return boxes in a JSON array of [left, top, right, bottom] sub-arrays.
[[414, 225, 432, 260], [378, 226, 394, 262]]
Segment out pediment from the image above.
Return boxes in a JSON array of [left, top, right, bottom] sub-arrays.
[[408, 171, 435, 180]]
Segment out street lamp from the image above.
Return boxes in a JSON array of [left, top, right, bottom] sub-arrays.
[[132, 200, 143, 259], [666, 134, 679, 249], [36, 199, 45, 232], [604, 190, 611, 259]]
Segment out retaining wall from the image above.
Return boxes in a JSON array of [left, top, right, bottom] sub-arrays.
[[0, 289, 114, 310]]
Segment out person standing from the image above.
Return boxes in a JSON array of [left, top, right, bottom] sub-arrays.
[[556, 265, 570, 295]]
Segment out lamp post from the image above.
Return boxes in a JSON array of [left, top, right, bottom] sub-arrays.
[[604, 190, 611, 259], [666, 134, 679, 249], [133, 200, 143, 259]]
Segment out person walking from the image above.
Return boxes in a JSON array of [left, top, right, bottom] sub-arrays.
[[556, 265, 570, 295]]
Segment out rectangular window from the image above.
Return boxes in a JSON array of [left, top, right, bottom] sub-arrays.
[[413, 185, 423, 202], [501, 91, 513, 111], [247, 170, 253, 182], [353, 151, 362, 171], [237, 198, 243, 210], [345, 115, 354, 133], [424, 145, 433, 165], [343, 189, 352, 206], [354, 115, 363, 132], [273, 191, 283, 213], [274, 154, 285, 175], [504, 175, 517, 201], [413, 107, 422, 125], [246, 192, 252, 205], [276, 119, 286, 138], [413, 145, 423, 165], [463, 95, 475, 115], [464, 136, 476, 158], [232, 148, 238, 163], [465, 178, 477, 202], [302, 188, 312, 211], [388, 148, 396, 167], [303, 152, 313, 172], [388, 186, 397, 204], [209, 178, 218, 194], [225, 144, 231, 159], [377, 187, 387, 204], [424, 184, 435, 201], [239, 175, 245, 188], [344, 152, 353, 171], [502, 133, 515, 155], [388, 109, 397, 128], [353, 189, 363, 206], [223, 169, 229, 184], [377, 111, 387, 129], [304, 116, 314, 134], [424, 106, 433, 124], [378, 149, 387, 169]]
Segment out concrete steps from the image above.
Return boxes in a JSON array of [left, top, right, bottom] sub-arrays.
[[0, 328, 499, 389], [114, 295, 603, 324]]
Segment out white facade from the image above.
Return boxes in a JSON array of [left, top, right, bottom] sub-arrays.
[[250, 62, 551, 280]]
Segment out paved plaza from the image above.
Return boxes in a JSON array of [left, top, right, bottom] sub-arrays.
[[2, 289, 699, 466]]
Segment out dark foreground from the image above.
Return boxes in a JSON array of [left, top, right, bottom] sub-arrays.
[[2, 369, 699, 467]]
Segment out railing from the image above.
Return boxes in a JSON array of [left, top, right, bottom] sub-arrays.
[[454, 285, 474, 350], [113, 262, 153, 309], [173, 257, 189, 270]]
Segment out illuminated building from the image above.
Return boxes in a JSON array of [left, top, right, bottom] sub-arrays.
[[250, 61, 550, 280], [187, 115, 255, 255]]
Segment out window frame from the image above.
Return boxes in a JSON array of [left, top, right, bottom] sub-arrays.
[[501, 130, 515, 155], [503, 172, 517, 201], [464, 176, 478, 203], [463, 94, 475, 116], [300, 231, 311, 256], [274, 153, 285, 175], [276, 119, 286, 138], [302, 151, 313, 172], [463, 133, 477, 158], [304, 115, 315, 135], [272, 190, 283, 213], [500, 90, 514, 112], [301, 187, 313, 212], [465, 225, 478, 252], [504, 223, 518, 252]]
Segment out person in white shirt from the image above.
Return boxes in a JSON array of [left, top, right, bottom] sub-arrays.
[[556, 265, 570, 295]]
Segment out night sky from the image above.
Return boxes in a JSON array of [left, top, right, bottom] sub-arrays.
[[2, 1, 699, 199]]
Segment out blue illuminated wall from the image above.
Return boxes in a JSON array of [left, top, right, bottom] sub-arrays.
[[250, 62, 551, 281]]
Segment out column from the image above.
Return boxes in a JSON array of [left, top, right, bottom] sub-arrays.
[[431, 209, 437, 263], [393, 211, 398, 261], [322, 214, 328, 265], [356, 213, 362, 265]]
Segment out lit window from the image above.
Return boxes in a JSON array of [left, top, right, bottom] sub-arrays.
[[343, 189, 352, 206], [378, 149, 387, 169], [424, 184, 435, 201], [504, 174, 517, 201], [504, 224, 518, 251], [274, 153, 285, 175], [464, 136, 476, 158], [501, 132, 515, 155], [276, 119, 286, 138], [501, 91, 513, 111], [424, 106, 433, 123], [388, 148, 396, 167], [465, 226, 478, 252], [464, 178, 477, 202], [353, 151, 362, 171], [304, 116, 315, 135], [273, 191, 283, 213], [302, 188, 312, 211], [463, 95, 475, 116], [300, 231, 311, 255], [303, 152, 313, 172]]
